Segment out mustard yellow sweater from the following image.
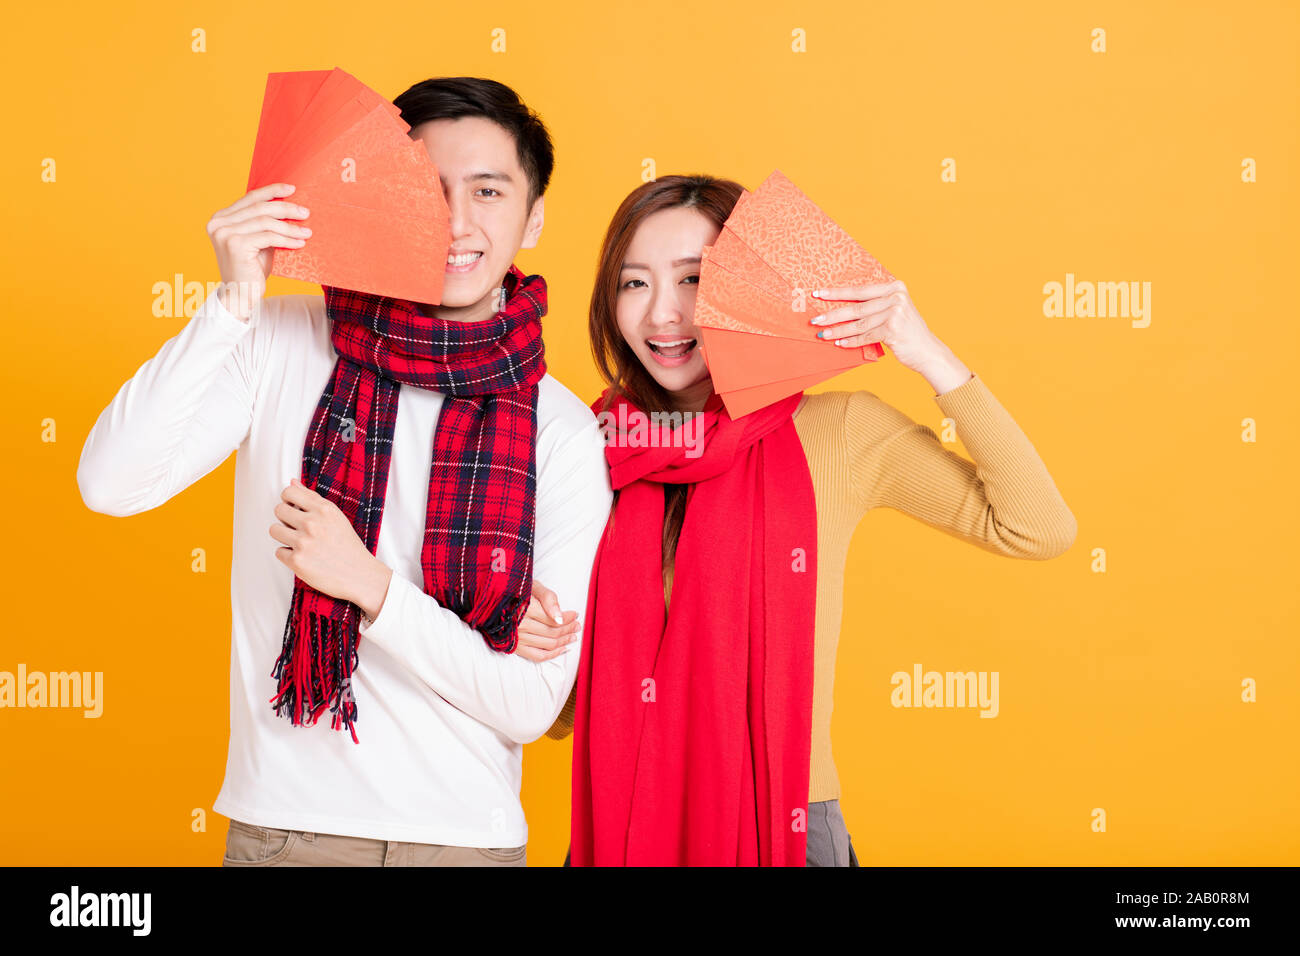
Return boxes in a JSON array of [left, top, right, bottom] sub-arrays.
[[545, 372, 1077, 803]]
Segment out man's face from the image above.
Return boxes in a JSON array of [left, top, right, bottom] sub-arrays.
[[411, 116, 544, 314]]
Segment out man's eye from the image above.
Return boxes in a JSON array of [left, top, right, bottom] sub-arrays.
[[477, 187, 500, 198]]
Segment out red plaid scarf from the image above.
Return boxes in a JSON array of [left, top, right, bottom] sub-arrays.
[[270, 265, 547, 743]]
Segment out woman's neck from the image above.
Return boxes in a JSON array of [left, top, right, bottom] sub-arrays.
[[669, 379, 713, 414]]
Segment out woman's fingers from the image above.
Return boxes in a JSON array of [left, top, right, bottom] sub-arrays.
[[828, 327, 885, 349], [531, 580, 565, 625], [519, 613, 580, 646], [812, 279, 905, 301], [816, 311, 887, 347], [810, 296, 891, 328], [514, 642, 572, 663], [514, 585, 581, 660], [516, 605, 580, 655]]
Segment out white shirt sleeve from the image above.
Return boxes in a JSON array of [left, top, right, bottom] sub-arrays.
[[76, 287, 263, 516], [357, 405, 613, 745]]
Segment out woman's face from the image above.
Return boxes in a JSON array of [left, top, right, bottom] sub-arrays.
[[615, 206, 719, 412]]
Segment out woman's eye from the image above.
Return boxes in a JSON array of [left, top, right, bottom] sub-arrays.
[[682, 274, 700, 285], [621, 278, 647, 290]]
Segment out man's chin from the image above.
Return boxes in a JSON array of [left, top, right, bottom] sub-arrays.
[[437, 276, 497, 311], [432, 290, 488, 311]]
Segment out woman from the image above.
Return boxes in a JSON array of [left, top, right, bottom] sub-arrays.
[[516, 175, 1077, 866]]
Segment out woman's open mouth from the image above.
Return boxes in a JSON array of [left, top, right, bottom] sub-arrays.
[[646, 336, 698, 368]]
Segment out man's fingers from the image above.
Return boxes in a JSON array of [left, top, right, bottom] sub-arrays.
[[273, 501, 304, 529], [281, 480, 318, 510], [216, 183, 297, 220]]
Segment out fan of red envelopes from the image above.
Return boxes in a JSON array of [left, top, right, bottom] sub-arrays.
[[696, 170, 895, 419], [246, 67, 452, 304]]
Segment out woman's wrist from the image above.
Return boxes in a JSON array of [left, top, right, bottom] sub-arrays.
[[914, 338, 973, 396]]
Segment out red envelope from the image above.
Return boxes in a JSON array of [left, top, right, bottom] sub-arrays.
[[245, 68, 451, 303], [698, 325, 861, 394], [699, 245, 871, 344], [696, 169, 893, 418]]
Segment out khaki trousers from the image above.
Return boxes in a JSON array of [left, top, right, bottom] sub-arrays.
[[221, 818, 527, 867]]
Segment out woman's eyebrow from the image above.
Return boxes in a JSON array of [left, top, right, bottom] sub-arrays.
[[620, 256, 702, 271]]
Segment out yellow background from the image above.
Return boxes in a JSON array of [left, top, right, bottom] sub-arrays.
[[3, 0, 1297, 865]]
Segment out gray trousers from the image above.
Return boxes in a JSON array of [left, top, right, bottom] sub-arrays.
[[560, 799, 859, 866], [804, 799, 860, 867]]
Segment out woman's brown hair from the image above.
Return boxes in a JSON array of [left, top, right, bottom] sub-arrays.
[[588, 174, 745, 605]]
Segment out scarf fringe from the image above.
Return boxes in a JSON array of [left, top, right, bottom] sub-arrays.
[[269, 587, 361, 744], [453, 585, 529, 653]]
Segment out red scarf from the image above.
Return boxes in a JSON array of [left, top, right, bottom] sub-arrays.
[[570, 391, 817, 865], [270, 265, 547, 743]]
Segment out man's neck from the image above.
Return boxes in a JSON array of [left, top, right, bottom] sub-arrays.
[[416, 283, 506, 324]]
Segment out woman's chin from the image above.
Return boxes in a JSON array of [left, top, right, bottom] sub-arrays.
[[647, 366, 711, 404]]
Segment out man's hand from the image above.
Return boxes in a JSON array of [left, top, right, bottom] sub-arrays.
[[513, 580, 580, 663], [269, 477, 392, 621], [207, 182, 312, 323]]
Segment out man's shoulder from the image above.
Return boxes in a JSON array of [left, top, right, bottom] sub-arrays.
[[246, 293, 332, 359], [534, 375, 609, 473], [536, 374, 599, 430], [260, 292, 328, 332], [534, 375, 612, 505]]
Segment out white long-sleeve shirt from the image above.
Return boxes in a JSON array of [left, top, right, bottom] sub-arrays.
[[76, 286, 613, 847]]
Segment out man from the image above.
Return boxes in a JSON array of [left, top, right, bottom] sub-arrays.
[[76, 77, 612, 866]]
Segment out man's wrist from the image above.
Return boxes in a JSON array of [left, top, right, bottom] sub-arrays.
[[356, 557, 394, 624]]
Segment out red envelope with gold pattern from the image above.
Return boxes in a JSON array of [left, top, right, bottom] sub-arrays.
[[696, 169, 894, 418], [246, 68, 451, 303]]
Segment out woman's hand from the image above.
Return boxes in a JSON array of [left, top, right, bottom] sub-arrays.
[[513, 581, 580, 663], [811, 279, 972, 393], [207, 182, 312, 323], [269, 478, 391, 621]]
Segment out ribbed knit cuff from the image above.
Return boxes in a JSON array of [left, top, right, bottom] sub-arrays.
[[933, 371, 991, 417], [544, 685, 577, 741]]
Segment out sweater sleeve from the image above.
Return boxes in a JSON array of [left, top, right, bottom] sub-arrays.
[[846, 372, 1077, 559], [77, 287, 264, 516], [544, 684, 578, 740], [357, 408, 613, 745]]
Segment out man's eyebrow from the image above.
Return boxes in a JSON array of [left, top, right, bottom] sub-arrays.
[[461, 170, 515, 183], [620, 256, 702, 271]]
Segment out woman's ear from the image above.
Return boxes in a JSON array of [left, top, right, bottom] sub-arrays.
[[520, 195, 545, 250]]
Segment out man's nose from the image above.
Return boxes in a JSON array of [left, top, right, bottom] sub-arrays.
[[445, 190, 472, 238]]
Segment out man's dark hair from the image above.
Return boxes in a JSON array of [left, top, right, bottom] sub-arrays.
[[393, 76, 554, 207]]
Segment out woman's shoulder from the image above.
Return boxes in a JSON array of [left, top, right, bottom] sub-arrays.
[[795, 389, 889, 424], [795, 388, 926, 457]]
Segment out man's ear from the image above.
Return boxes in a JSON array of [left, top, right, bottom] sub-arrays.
[[520, 195, 545, 250]]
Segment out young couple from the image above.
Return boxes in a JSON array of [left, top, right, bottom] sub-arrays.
[[77, 75, 1077, 868]]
